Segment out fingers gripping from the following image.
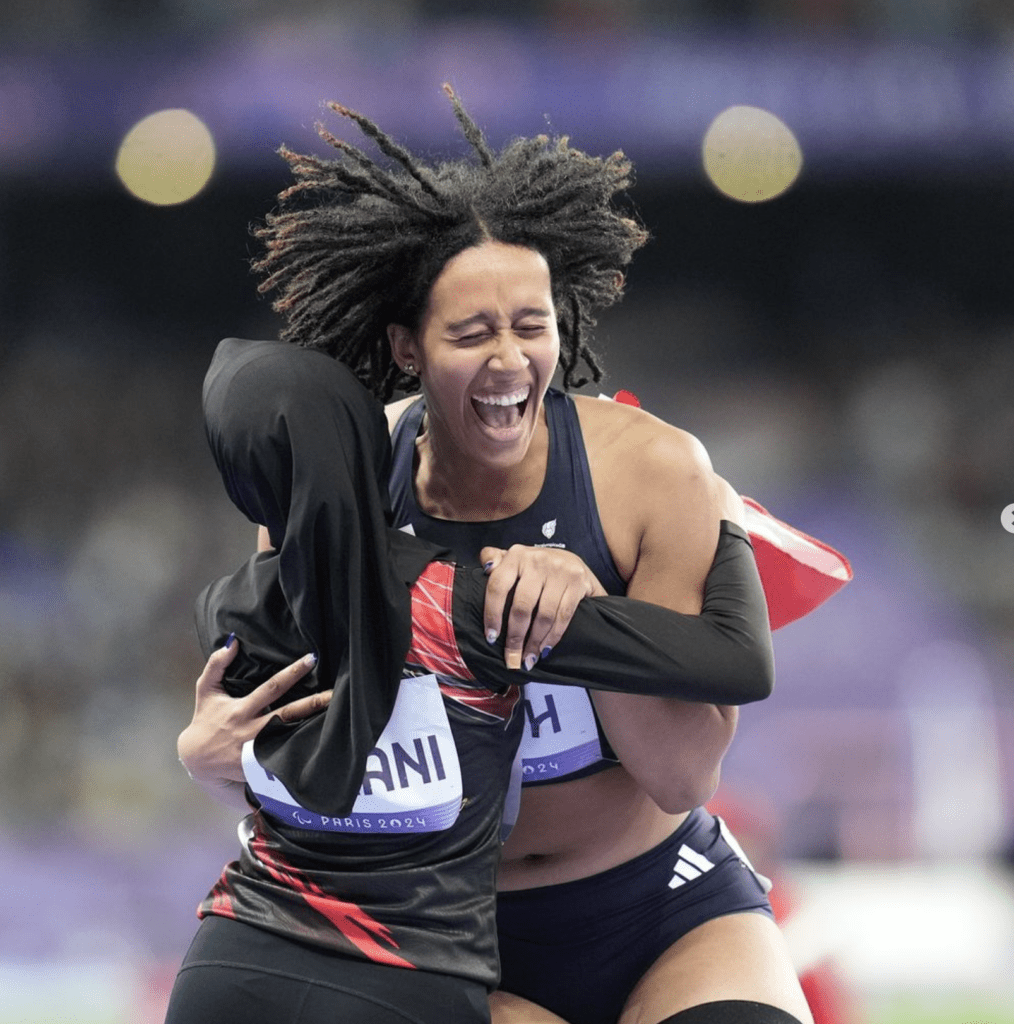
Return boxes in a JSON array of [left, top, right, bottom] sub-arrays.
[[482, 544, 548, 670], [482, 545, 603, 671], [504, 586, 541, 671], [181, 644, 322, 790], [482, 546, 521, 642], [530, 588, 581, 661], [194, 636, 239, 701]]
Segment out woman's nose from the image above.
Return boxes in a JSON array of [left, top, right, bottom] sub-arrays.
[[488, 333, 529, 371]]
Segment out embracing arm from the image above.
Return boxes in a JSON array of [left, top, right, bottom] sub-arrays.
[[590, 429, 750, 813], [451, 517, 772, 704]]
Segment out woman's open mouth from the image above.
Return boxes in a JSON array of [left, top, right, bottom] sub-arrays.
[[470, 385, 531, 432]]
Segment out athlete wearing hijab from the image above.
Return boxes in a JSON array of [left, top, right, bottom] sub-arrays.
[[168, 336, 775, 1024]]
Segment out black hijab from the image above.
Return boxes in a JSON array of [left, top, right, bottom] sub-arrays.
[[195, 337, 445, 817]]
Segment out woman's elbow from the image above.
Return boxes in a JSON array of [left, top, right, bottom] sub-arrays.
[[748, 663, 775, 703], [727, 648, 774, 704], [647, 765, 724, 815]]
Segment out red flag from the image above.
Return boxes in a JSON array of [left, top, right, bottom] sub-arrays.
[[742, 497, 852, 630]]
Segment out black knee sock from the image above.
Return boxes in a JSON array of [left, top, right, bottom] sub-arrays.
[[656, 1001, 806, 1024]]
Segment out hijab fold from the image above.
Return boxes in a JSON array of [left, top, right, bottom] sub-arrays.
[[195, 337, 445, 817]]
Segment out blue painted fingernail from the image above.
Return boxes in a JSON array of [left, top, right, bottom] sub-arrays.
[[224, 632, 236, 649], [486, 629, 498, 644], [304, 652, 318, 667], [524, 653, 537, 672], [483, 561, 494, 573], [540, 646, 553, 660]]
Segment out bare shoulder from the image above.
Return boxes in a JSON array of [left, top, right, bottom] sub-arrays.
[[571, 392, 714, 487], [384, 394, 422, 436], [571, 393, 721, 582]]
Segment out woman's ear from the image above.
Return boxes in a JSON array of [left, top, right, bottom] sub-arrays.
[[387, 324, 418, 374]]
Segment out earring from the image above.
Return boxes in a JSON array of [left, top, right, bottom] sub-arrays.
[[403, 363, 416, 375]]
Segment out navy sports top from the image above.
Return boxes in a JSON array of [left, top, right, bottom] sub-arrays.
[[390, 388, 627, 786]]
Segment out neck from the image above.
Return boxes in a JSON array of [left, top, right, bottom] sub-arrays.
[[414, 408, 549, 522]]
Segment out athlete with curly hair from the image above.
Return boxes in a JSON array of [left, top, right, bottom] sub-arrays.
[[180, 87, 818, 1024]]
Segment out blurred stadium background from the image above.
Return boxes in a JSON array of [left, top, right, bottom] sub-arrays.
[[2, 1, 1013, 1022]]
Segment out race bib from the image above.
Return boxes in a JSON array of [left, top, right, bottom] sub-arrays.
[[517, 683, 611, 782], [243, 674, 463, 833]]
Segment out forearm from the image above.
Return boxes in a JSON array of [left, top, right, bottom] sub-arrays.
[[454, 521, 774, 704]]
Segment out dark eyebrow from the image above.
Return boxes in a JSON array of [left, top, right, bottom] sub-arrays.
[[446, 307, 552, 333], [446, 313, 491, 333]]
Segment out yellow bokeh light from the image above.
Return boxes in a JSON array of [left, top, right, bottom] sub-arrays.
[[115, 109, 216, 206], [702, 105, 803, 203]]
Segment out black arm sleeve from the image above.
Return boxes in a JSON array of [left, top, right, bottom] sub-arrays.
[[451, 520, 774, 705]]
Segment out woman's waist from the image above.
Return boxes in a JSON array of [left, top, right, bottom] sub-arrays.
[[498, 768, 691, 890]]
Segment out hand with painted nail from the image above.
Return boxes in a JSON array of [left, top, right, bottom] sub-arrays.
[[177, 637, 327, 808], [478, 544, 607, 671]]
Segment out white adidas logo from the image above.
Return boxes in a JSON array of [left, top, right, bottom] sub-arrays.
[[667, 844, 715, 889]]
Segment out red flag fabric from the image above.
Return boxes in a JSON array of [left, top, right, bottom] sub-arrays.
[[741, 497, 852, 630]]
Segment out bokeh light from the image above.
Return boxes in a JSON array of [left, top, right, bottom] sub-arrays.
[[702, 105, 803, 203], [115, 109, 216, 206]]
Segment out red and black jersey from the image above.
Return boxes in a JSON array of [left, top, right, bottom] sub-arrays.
[[199, 678, 524, 988], [200, 560, 526, 988]]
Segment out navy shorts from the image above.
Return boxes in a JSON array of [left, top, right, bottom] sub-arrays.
[[496, 807, 774, 1024], [165, 916, 491, 1024]]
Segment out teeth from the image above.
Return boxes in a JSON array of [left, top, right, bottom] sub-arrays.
[[471, 386, 530, 407]]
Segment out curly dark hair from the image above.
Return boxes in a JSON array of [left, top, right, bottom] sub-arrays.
[[252, 84, 649, 401]]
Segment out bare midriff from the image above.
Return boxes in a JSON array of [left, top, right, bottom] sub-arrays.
[[498, 766, 690, 890]]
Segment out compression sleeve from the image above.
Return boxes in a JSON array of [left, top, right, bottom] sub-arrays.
[[451, 520, 774, 705]]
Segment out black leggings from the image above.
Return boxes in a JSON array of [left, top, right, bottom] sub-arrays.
[[165, 916, 491, 1024]]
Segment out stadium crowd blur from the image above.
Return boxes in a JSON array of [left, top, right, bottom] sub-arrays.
[[1, 1, 1013, 1017], [5, 189, 1012, 844], [2, 0, 1014, 41]]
